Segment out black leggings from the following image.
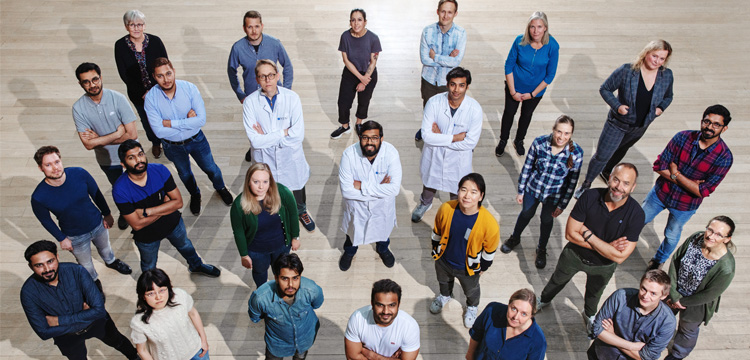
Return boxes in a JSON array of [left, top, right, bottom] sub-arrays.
[[337, 67, 378, 124]]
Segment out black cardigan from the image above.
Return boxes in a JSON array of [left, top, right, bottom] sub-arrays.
[[114, 34, 168, 107]]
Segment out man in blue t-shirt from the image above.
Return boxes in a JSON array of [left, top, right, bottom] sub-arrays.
[[31, 146, 132, 288], [112, 139, 221, 276]]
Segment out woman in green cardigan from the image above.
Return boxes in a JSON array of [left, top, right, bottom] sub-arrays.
[[230, 163, 300, 288], [665, 215, 736, 360]]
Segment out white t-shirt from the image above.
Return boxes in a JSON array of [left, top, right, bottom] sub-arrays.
[[345, 305, 420, 357], [130, 288, 202, 360]]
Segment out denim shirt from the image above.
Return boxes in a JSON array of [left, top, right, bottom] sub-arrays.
[[248, 277, 324, 357]]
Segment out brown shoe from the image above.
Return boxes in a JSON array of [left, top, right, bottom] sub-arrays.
[[152, 144, 162, 159]]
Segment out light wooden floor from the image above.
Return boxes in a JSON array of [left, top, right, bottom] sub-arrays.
[[2, 0, 748, 359]]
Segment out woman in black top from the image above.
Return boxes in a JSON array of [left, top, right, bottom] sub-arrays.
[[114, 9, 168, 158]]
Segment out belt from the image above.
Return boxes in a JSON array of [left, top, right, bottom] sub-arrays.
[[162, 132, 201, 146]]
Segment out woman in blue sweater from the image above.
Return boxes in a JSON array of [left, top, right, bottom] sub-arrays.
[[496, 11, 559, 157]]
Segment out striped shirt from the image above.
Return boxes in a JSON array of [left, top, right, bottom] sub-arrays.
[[517, 134, 584, 209], [420, 22, 466, 86]]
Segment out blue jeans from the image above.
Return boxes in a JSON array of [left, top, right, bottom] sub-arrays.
[[99, 165, 124, 186], [134, 218, 204, 272], [343, 235, 390, 256], [511, 191, 557, 250], [161, 131, 225, 196], [642, 186, 697, 263], [247, 244, 291, 288], [68, 221, 115, 280], [189, 349, 209, 360]]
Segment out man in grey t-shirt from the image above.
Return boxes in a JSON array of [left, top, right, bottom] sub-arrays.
[[72, 62, 138, 229]]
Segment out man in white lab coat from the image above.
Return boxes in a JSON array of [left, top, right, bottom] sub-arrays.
[[412, 67, 482, 223], [243, 59, 315, 232], [338, 120, 402, 271]]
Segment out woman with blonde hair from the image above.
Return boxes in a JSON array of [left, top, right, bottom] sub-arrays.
[[230, 163, 300, 288], [575, 40, 674, 198]]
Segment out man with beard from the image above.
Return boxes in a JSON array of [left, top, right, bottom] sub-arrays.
[[642, 104, 733, 270], [248, 253, 323, 360], [243, 59, 315, 232], [338, 120, 402, 271], [537, 163, 644, 338], [228, 10, 293, 162], [345, 279, 420, 360], [412, 67, 482, 223], [144, 57, 233, 215], [31, 146, 132, 288], [112, 139, 221, 276], [72, 62, 139, 230], [20, 240, 139, 359]]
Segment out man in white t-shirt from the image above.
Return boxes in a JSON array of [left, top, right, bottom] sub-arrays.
[[344, 279, 420, 360]]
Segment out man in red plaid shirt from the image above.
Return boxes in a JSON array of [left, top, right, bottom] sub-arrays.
[[643, 104, 733, 270]]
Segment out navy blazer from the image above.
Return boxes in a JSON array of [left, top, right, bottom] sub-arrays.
[[599, 63, 673, 129]]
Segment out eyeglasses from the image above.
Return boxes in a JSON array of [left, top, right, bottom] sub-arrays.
[[80, 76, 101, 86], [360, 135, 380, 142], [701, 119, 725, 130], [257, 73, 277, 81], [127, 23, 145, 29], [144, 287, 168, 298], [705, 227, 728, 240]]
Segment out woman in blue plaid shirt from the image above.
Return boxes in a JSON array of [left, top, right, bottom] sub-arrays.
[[500, 115, 584, 268]]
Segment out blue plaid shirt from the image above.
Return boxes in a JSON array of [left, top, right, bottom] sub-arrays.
[[420, 22, 466, 86], [518, 135, 584, 209]]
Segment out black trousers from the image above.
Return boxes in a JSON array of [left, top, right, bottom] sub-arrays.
[[54, 315, 138, 360], [500, 82, 543, 143], [337, 67, 378, 124]]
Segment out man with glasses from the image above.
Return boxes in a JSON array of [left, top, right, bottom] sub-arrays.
[[242, 59, 315, 232], [72, 62, 139, 230], [228, 10, 293, 162], [643, 104, 733, 270]]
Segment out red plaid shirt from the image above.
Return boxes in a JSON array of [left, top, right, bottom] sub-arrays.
[[653, 130, 733, 211]]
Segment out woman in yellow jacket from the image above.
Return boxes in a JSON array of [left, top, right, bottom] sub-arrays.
[[429, 173, 500, 328]]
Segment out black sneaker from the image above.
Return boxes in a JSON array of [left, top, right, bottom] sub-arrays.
[[646, 259, 663, 271], [189, 263, 221, 277], [330, 126, 351, 139], [339, 253, 354, 271], [500, 236, 520, 254], [190, 194, 201, 215], [415, 129, 423, 141], [106, 259, 133, 275], [378, 249, 395, 268], [117, 215, 128, 230], [513, 140, 525, 156], [217, 187, 233, 206], [244, 148, 253, 162], [599, 171, 611, 183], [355, 123, 363, 136], [299, 211, 316, 232], [574, 181, 591, 200], [535, 248, 547, 269], [495, 140, 507, 157]]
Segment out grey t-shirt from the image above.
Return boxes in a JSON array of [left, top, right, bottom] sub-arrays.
[[338, 29, 382, 73], [72, 89, 137, 166]]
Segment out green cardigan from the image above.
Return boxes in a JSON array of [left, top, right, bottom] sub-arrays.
[[668, 231, 735, 324], [229, 183, 300, 257]]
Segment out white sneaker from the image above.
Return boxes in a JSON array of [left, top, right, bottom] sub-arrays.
[[411, 203, 432, 223], [429, 295, 451, 314], [582, 310, 595, 339], [574, 183, 590, 199], [464, 306, 478, 328], [537, 298, 550, 312]]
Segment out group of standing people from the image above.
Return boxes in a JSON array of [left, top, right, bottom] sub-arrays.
[[19, 1, 738, 359]]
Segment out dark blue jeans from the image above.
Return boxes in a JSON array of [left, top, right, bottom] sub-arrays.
[[135, 102, 160, 146], [134, 218, 204, 272], [161, 130, 225, 196], [511, 191, 558, 250], [99, 165, 123, 186], [343, 235, 390, 256], [247, 244, 291, 288]]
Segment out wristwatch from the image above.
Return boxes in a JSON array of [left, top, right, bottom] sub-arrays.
[[670, 172, 679, 181], [142, 208, 148, 217]]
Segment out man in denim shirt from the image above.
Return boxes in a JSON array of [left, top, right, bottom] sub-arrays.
[[248, 253, 324, 359]]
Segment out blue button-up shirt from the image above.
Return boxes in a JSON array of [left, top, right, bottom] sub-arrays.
[[517, 134, 584, 210], [227, 34, 293, 101], [469, 302, 547, 360], [592, 288, 676, 360], [248, 276, 324, 357], [420, 22, 466, 86], [144, 79, 206, 142], [20, 263, 107, 340]]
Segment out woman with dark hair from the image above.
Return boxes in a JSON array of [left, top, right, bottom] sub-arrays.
[[664, 216, 736, 360], [428, 173, 500, 328], [114, 9, 169, 158], [230, 163, 300, 288], [466, 288, 547, 360], [496, 11, 560, 157], [500, 115, 584, 269], [130, 268, 209, 360], [330, 8, 382, 139]]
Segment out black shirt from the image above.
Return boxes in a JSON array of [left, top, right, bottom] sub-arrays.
[[566, 188, 645, 265], [635, 73, 653, 128]]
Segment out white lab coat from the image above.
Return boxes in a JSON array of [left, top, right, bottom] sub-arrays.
[[420, 93, 482, 193], [243, 87, 310, 191], [339, 141, 402, 246]]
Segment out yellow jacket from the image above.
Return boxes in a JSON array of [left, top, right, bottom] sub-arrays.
[[431, 200, 500, 275]]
